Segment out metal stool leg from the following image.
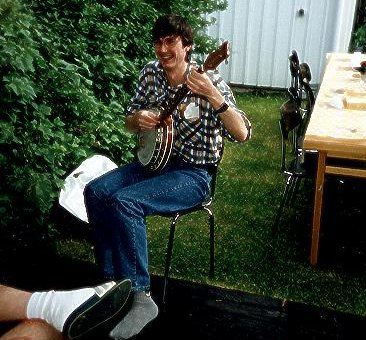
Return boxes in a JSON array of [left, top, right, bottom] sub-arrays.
[[204, 206, 215, 277], [162, 213, 179, 305], [272, 175, 294, 234], [288, 176, 301, 203]]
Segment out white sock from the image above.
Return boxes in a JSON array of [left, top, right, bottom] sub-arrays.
[[26, 281, 116, 332], [109, 291, 158, 339]]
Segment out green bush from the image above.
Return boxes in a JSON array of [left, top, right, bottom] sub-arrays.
[[352, 25, 366, 52], [0, 0, 227, 256], [350, 2, 366, 52]]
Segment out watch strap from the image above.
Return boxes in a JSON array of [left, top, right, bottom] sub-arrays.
[[214, 101, 229, 115]]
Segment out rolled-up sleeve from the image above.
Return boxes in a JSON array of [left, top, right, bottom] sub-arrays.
[[125, 67, 150, 116], [212, 71, 252, 142]]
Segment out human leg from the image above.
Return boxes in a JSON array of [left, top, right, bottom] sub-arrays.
[[0, 285, 31, 322], [84, 162, 153, 279], [103, 166, 211, 339], [109, 291, 158, 340], [0, 320, 64, 340], [85, 162, 211, 339], [88, 164, 211, 289]]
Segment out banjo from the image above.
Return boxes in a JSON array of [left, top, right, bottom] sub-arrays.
[[137, 41, 230, 171]]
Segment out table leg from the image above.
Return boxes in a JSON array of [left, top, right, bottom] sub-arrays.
[[310, 151, 327, 266]]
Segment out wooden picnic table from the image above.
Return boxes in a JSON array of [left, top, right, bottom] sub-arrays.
[[303, 52, 366, 266]]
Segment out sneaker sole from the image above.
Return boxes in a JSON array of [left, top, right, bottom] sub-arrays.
[[63, 279, 132, 339]]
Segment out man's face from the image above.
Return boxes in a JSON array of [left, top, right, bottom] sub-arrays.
[[154, 35, 191, 71]]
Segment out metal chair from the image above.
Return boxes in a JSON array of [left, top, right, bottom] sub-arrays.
[[272, 76, 315, 233], [160, 164, 219, 304], [272, 100, 305, 234]]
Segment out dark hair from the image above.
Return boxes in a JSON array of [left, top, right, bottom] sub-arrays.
[[152, 14, 193, 47]]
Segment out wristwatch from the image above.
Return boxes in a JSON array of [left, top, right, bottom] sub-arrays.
[[214, 101, 229, 115]]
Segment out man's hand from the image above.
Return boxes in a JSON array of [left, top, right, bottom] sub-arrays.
[[186, 68, 249, 142], [186, 69, 224, 109], [133, 110, 160, 132]]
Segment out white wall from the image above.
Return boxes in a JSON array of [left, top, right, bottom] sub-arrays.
[[207, 0, 357, 88]]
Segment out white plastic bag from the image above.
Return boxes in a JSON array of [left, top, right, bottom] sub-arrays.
[[59, 155, 118, 223]]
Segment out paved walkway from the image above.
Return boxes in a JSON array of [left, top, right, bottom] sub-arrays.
[[141, 276, 365, 339], [1, 257, 365, 339]]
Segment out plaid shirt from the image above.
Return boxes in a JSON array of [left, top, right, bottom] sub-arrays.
[[126, 60, 251, 165]]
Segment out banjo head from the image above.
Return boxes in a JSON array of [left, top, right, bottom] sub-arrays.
[[137, 129, 158, 166]]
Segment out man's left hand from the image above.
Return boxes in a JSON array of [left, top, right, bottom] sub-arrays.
[[186, 68, 224, 109], [186, 69, 218, 99]]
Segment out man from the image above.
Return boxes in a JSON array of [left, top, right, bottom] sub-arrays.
[[0, 279, 131, 339], [84, 13, 251, 340]]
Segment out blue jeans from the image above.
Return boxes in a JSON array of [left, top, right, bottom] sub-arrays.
[[84, 161, 212, 292]]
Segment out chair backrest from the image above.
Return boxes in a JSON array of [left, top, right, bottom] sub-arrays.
[[299, 62, 312, 84], [299, 63, 315, 107], [280, 90, 302, 135], [297, 62, 315, 143], [283, 54, 316, 171], [288, 50, 300, 91]]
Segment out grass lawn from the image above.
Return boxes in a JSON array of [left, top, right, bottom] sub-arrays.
[[57, 90, 366, 316]]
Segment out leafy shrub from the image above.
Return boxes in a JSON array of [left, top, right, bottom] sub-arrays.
[[352, 26, 366, 52], [0, 0, 227, 256], [350, 1, 366, 52]]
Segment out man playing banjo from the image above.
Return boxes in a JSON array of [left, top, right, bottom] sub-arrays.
[[84, 13, 251, 339]]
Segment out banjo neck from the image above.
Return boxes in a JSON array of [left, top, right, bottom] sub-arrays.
[[158, 84, 189, 122]]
